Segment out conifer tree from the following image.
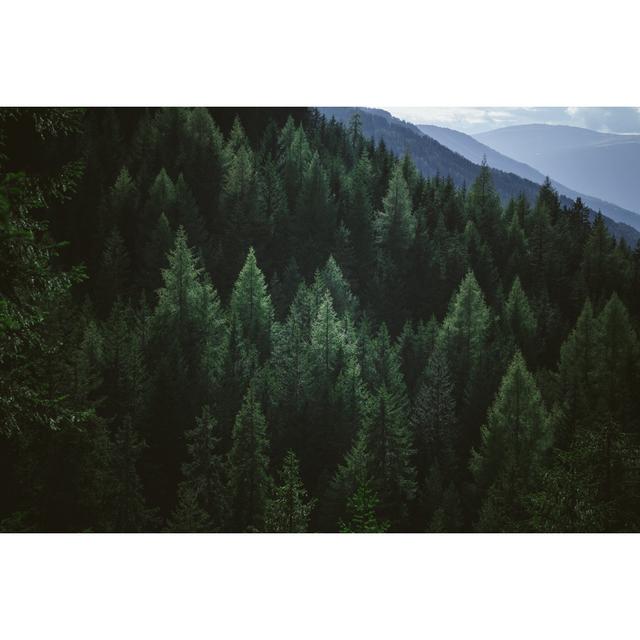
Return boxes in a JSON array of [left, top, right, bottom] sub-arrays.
[[315, 255, 357, 318], [411, 346, 457, 473], [374, 163, 416, 260], [471, 352, 551, 531], [141, 212, 173, 293], [309, 291, 344, 391], [227, 388, 271, 532], [504, 276, 537, 360], [169, 406, 226, 531], [364, 385, 417, 525], [265, 450, 314, 532], [230, 247, 274, 362], [108, 415, 153, 532], [436, 271, 491, 404], [97, 227, 131, 315], [466, 160, 503, 261], [340, 471, 389, 533]]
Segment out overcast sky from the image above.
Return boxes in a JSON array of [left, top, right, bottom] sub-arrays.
[[385, 107, 640, 135]]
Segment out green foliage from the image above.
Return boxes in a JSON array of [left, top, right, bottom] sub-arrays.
[[265, 450, 314, 532], [471, 352, 551, 531], [227, 388, 271, 532], [3, 107, 640, 533], [230, 247, 274, 363]]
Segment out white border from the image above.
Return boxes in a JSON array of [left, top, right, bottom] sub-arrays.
[[1, 534, 638, 639], [2, 1, 639, 637]]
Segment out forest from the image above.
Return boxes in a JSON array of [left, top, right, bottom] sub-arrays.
[[1, 106, 639, 532]]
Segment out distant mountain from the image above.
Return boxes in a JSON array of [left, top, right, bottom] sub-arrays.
[[319, 108, 639, 245], [418, 123, 640, 232], [475, 124, 640, 217]]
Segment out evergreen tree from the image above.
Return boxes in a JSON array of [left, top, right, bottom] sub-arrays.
[[504, 276, 537, 361], [265, 450, 314, 532], [169, 406, 227, 531], [108, 415, 153, 532], [230, 247, 274, 363], [363, 385, 417, 525], [471, 352, 551, 531], [436, 271, 491, 408], [141, 212, 173, 293], [227, 388, 271, 531]]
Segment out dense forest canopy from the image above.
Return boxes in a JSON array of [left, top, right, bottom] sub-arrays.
[[1, 107, 639, 532]]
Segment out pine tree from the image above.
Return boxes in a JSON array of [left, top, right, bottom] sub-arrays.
[[227, 388, 271, 531], [466, 160, 503, 261], [168, 406, 226, 531], [315, 255, 357, 318], [471, 352, 551, 531], [165, 484, 212, 533], [436, 271, 491, 404], [294, 151, 335, 276], [108, 415, 153, 532], [265, 450, 314, 532], [340, 472, 389, 533], [140, 212, 173, 293], [411, 346, 457, 473], [97, 227, 131, 315], [364, 385, 417, 525], [230, 247, 274, 362], [374, 163, 416, 261], [504, 276, 537, 360], [308, 291, 344, 391]]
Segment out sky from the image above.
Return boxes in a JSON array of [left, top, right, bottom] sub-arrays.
[[385, 107, 640, 135]]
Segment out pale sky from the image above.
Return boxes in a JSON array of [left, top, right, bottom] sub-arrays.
[[385, 107, 640, 135]]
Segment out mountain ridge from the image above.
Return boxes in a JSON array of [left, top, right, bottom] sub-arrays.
[[319, 108, 639, 245], [475, 124, 640, 215], [417, 123, 640, 232]]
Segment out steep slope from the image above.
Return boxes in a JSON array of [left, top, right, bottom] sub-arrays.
[[418, 123, 640, 231], [476, 124, 640, 216], [320, 108, 639, 245]]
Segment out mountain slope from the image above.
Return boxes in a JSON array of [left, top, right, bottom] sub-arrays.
[[418, 123, 640, 231], [475, 124, 640, 216], [320, 108, 639, 245]]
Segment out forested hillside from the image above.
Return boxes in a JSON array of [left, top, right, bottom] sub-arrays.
[[417, 122, 640, 232], [1, 107, 639, 532], [322, 107, 640, 244]]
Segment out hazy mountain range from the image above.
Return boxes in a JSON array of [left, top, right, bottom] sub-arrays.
[[320, 108, 640, 245], [475, 124, 640, 218], [418, 123, 640, 232]]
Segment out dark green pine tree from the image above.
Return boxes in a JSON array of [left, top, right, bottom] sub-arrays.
[[346, 152, 376, 290], [411, 346, 457, 474], [108, 415, 153, 532], [220, 136, 259, 286], [182, 107, 225, 233], [466, 160, 504, 264], [104, 166, 139, 257], [227, 388, 271, 532], [167, 406, 227, 532], [374, 163, 416, 329], [340, 470, 389, 533], [230, 247, 274, 364], [363, 385, 417, 526], [436, 270, 491, 409], [165, 484, 213, 533], [503, 276, 537, 362], [265, 450, 314, 532], [174, 173, 208, 251], [140, 212, 173, 293], [97, 227, 131, 315], [294, 151, 335, 276], [471, 352, 551, 531], [315, 255, 357, 318]]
